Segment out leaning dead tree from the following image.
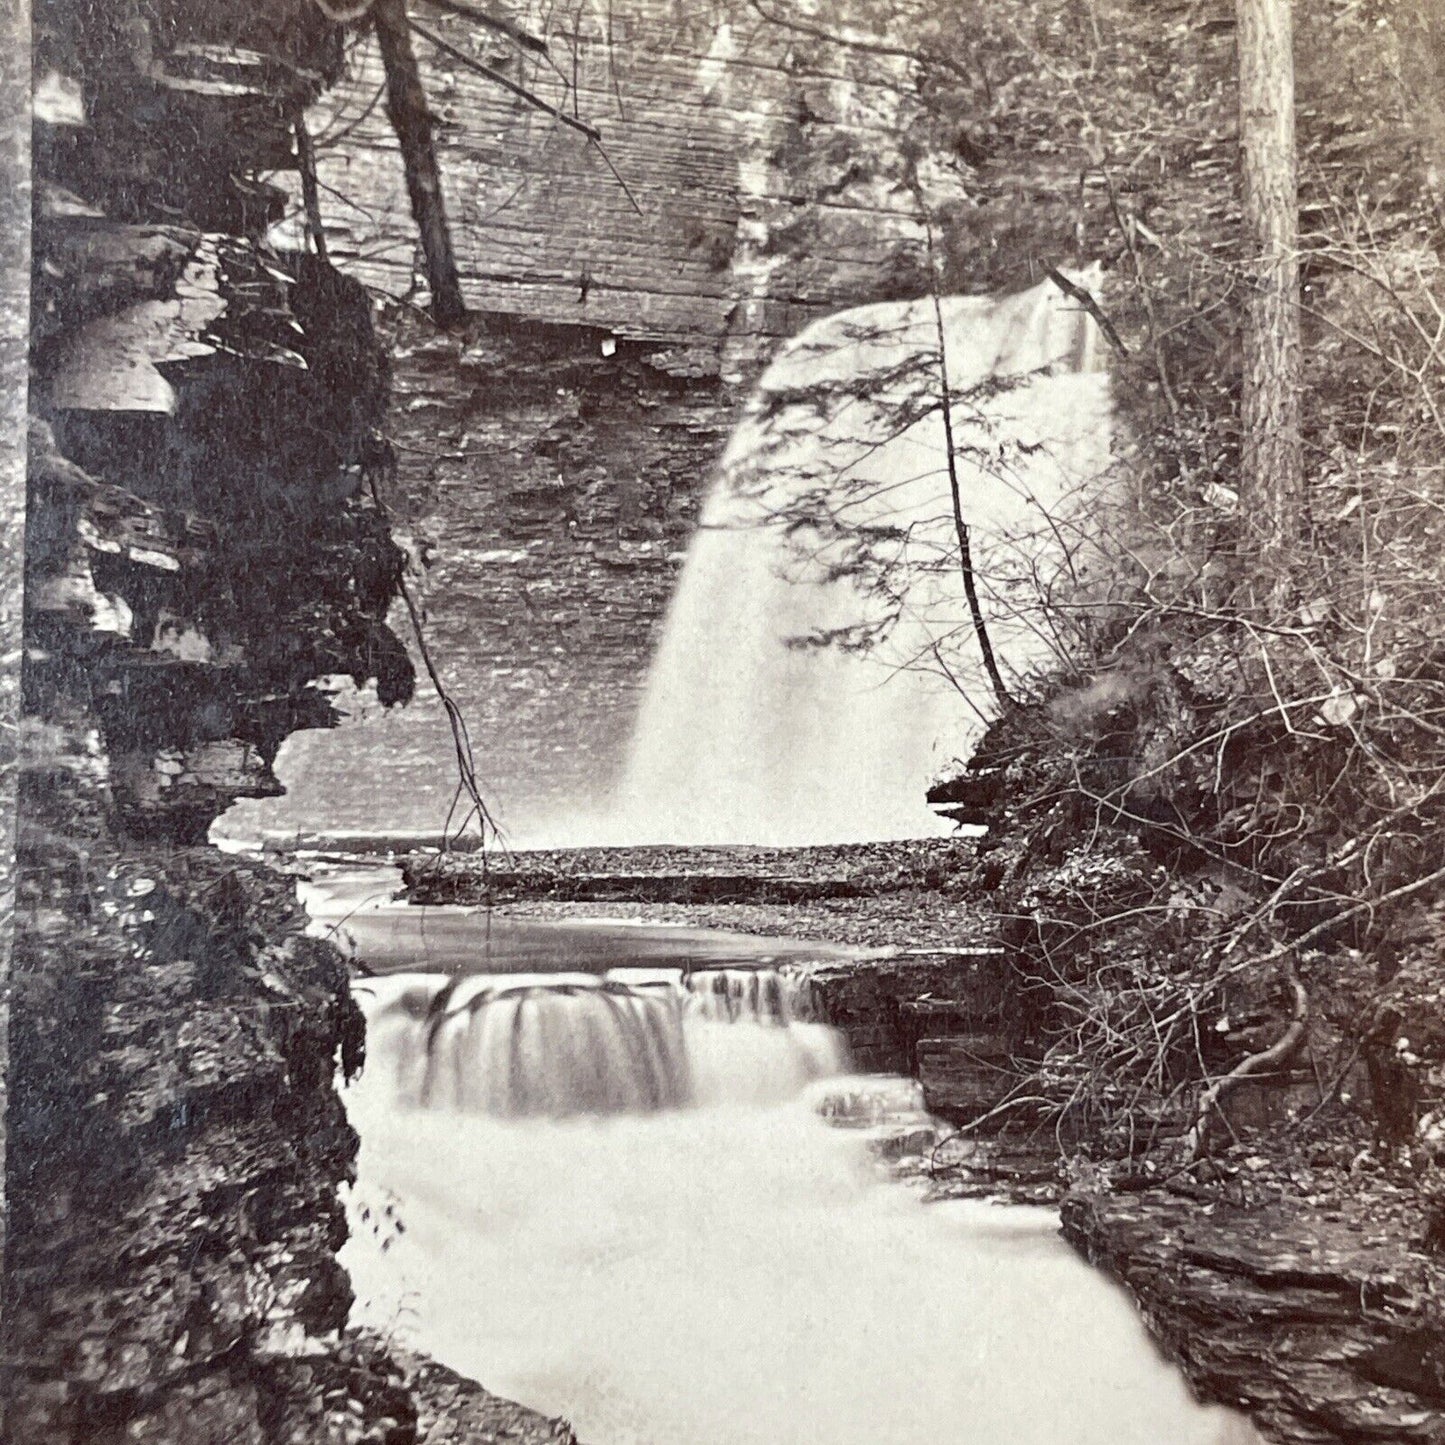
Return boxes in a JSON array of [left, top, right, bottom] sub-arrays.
[[317, 0, 634, 324], [1236, 0, 1302, 572], [372, 0, 467, 324]]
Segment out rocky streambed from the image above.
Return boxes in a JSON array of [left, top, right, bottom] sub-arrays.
[[385, 839, 1445, 1445]]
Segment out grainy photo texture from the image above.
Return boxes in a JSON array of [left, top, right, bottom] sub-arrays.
[[5, 2, 1445, 1442]]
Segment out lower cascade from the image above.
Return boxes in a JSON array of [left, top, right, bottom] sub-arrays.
[[362, 966, 844, 1117], [344, 942, 1257, 1445]]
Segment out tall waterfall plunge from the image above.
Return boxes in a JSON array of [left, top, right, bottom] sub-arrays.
[[614, 277, 1113, 845]]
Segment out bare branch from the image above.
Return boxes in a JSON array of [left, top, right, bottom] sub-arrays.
[[416, 0, 548, 55], [409, 16, 602, 142], [1042, 263, 1128, 358], [1187, 959, 1309, 1158]]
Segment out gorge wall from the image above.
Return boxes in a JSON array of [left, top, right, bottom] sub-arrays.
[[227, 0, 1061, 843], [5, 5, 432, 1439]]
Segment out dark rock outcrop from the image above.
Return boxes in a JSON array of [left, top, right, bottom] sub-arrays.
[[6, 4, 436, 1440], [1064, 1189, 1445, 1445], [404, 838, 982, 906], [6, 853, 365, 1444]]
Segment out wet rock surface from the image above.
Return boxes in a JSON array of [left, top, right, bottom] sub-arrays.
[[388, 1347, 581, 1445], [6, 850, 365, 1443], [1064, 1178, 1445, 1445]]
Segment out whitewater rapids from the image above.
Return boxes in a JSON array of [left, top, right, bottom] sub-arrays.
[[342, 966, 1253, 1445]]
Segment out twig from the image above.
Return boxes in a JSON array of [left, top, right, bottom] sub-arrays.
[[293, 108, 330, 264], [1042, 262, 1129, 357], [364, 460, 502, 860], [312, 78, 388, 151], [926, 219, 1011, 709], [1101, 170, 1181, 421], [926, 1095, 1057, 1171], [408, 17, 602, 142], [587, 136, 644, 216], [416, 0, 548, 54], [1187, 958, 1309, 1158], [744, 0, 963, 79]]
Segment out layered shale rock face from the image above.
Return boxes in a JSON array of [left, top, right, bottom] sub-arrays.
[[290, 0, 937, 372], [1063, 1190, 1445, 1445], [8, 4, 417, 1439], [235, 0, 964, 841], [237, 309, 735, 839]]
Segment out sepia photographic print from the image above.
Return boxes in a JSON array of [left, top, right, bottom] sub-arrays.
[[4, 1, 1445, 1441]]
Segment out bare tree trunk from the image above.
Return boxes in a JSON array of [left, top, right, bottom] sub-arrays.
[[1236, 0, 1301, 573], [0, 0, 31, 1296], [373, 0, 466, 325], [919, 215, 1010, 709], [293, 109, 329, 265], [926, 282, 1011, 709]]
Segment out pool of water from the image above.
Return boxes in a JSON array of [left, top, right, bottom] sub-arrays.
[[316, 864, 1258, 1445]]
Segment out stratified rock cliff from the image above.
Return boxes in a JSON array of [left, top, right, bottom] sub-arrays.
[[292, 1, 937, 374], [6, 5, 419, 1439]]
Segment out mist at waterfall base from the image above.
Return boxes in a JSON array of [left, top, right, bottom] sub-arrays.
[[217, 278, 1112, 852], [607, 277, 1112, 846], [338, 938, 1253, 1444]]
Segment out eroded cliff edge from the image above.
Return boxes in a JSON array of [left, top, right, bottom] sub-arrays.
[[3, 5, 558, 1439]]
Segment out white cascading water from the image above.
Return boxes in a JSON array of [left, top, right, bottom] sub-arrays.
[[343, 957, 1256, 1445], [612, 276, 1113, 845], [358, 966, 843, 1117]]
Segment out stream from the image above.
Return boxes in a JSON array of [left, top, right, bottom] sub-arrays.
[[305, 864, 1258, 1445]]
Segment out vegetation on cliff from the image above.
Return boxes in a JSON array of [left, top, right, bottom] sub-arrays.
[[729, 0, 1445, 1176]]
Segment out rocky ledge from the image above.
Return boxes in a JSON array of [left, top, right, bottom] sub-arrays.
[[402, 838, 984, 906], [397, 837, 1445, 1445], [1064, 1173, 1445, 1444]]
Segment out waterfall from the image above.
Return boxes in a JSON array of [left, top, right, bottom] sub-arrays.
[[614, 275, 1112, 845], [360, 966, 846, 1119], [343, 946, 1256, 1445], [685, 965, 806, 1024]]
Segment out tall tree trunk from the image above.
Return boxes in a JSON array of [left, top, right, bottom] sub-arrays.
[[1236, 0, 1301, 574], [293, 109, 329, 264], [373, 0, 466, 325], [0, 0, 32, 1289], [924, 220, 1010, 710]]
